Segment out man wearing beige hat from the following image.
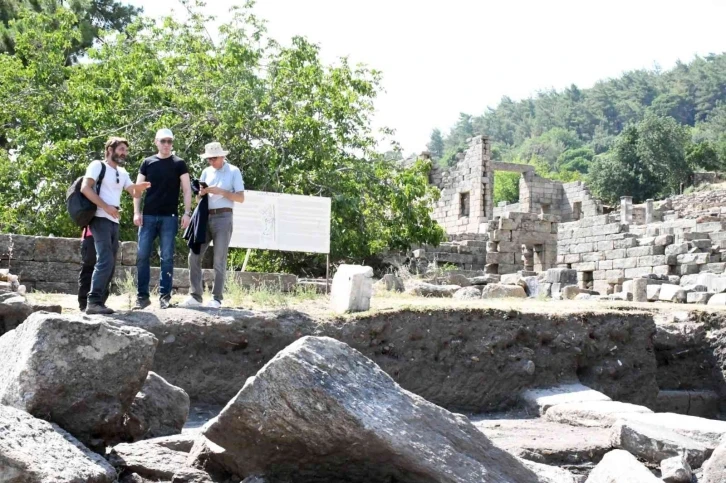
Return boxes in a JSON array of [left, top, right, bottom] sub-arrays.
[[181, 142, 244, 308]]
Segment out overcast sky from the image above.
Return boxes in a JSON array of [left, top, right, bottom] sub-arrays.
[[129, 0, 726, 154]]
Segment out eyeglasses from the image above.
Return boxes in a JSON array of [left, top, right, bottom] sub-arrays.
[[116, 170, 119, 184], [159, 139, 173, 145]]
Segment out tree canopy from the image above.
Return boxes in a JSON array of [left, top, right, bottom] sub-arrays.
[[432, 54, 726, 202], [0, 4, 444, 274]]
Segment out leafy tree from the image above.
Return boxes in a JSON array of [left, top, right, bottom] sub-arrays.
[[557, 147, 594, 174], [493, 171, 519, 205], [686, 141, 723, 172], [588, 115, 691, 204], [0, 0, 140, 59], [0, 5, 444, 274], [426, 128, 444, 159]]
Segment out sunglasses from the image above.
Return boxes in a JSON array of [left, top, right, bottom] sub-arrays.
[[116, 171, 119, 184], [159, 139, 173, 145]]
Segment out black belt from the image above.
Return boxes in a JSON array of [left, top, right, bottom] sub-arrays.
[[208, 208, 233, 215]]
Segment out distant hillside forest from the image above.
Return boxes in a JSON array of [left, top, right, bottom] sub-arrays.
[[427, 53, 726, 206]]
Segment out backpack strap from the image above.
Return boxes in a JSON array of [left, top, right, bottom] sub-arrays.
[[96, 162, 107, 194]]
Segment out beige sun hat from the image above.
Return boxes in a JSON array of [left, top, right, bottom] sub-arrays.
[[200, 142, 229, 159]]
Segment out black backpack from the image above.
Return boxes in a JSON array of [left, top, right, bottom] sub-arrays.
[[66, 162, 107, 227]]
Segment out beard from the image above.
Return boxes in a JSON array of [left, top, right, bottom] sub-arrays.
[[112, 154, 127, 166]]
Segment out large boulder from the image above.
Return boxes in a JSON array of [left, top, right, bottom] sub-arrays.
[[660, 455, 692, 483], [0, 312, 157, 448], [125, 371, 190, 441], [610, 419, 711, 467], [702, 437, 726, 483], [481, 283, 527, 299], [373, 274, 405, 293], [453, 286, 482, 300], [544, 400, 652, 427], [618, 412, 726, 448], [0, 405, 117, 482], [522, 383, 611, 416], [200, 336, 544, 482], [109, 439, 188, 480], [405, 282, 461, 297], [0, 293, 62, 334], [584, 449, 660, 482]]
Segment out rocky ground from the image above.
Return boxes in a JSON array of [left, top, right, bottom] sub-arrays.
[[5, 287, 726, 482]]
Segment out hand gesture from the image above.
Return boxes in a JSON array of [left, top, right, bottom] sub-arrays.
[[134, 213, 143, 227], [103, 204, 119, 220], [181, 213, 191, 229]]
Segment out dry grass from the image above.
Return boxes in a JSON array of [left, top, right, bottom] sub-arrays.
[[26, 281, 726, 319]]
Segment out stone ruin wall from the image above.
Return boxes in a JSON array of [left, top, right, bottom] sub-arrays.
[[557, 196, 726, 294], [428, 135, 493, 236], [0, 234, 296, 294], [485, 212, 558, 274]]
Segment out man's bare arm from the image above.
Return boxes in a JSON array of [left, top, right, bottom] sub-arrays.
[[81, 178, 118, 219]]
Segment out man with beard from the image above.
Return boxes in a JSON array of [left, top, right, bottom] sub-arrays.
[[133, 128, 192, 310], [80, 137, 151, 315]]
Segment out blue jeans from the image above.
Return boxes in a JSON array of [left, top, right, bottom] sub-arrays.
[[137, 214, 178, 300], [87, 217, 118, 305]]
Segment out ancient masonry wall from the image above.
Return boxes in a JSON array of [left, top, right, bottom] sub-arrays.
[[0, 234, 296, 294], [486, 212, 558, 274], [429, 136, 493, 235], [557, 197, 726, 294]]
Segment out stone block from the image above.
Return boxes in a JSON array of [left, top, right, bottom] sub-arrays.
[[701, 262, 726, 274], [593, 270, 606, 280], [655, 390, 720, 419], [604, 249, 627, 260], [480, 284, 526, 299], [496, 240, 519, 253], [637, 255, 666, 267], [679, 264, 700, 275], [545, 268, 577, 285], [486, 252, 515, 265], [708, 293, 726, 306], [330, 265, 373, 314], [665, 243, 689, 256], [121, 242, 137, 266], [655, 235, 675, 246], [571, 243, 594, 254], [0, 234, 36, 260], [597, 260, 613, 270], [659, 284, 687, 303], [564, 253, 581, 264], [614, 238, 638, 249], [586, 449, 661, 483], [625, 267, 653, 279], [612, 257, 637, 269], [593, 280, 612, 295], [627, 246, 665, 257], [33, 237, 81, 264], [677, 253, 709, 264], [653, 265, 672, 276], [572, 262, 597, 272], [647, 285, 661, 301], [581, 252, 603, 263], [492, 230, 511, 242], [498, 218, 516, 230], [597, 240, 614, 251], [632, 278, 648, 303], [687, 292, 712, 304]]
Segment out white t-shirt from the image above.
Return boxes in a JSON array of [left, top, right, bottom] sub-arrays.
[[84, 160, 132, 224]]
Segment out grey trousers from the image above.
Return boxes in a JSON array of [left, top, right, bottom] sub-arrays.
[[189, 212, 233, 302]]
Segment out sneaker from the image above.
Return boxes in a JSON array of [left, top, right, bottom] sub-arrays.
[[85, 304, 114, 315], [205, 299, 222, 309], [159, 297, 173, 310], [132, 298, 151, 310], [180, 297, 201, 308]]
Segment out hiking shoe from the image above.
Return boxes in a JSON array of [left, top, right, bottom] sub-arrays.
[[132, 298, 151, 310], [159, 297, 173, 310], [205, 299, 222, 309], [180, 296, 202, 308], [85, 304, 114, 315]]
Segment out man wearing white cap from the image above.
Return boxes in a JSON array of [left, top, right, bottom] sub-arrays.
[[181, 142, 244, 308], [133, 128, 192, 309]]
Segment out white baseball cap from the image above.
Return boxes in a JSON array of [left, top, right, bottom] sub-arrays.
[[155, 128, 174, 140]]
